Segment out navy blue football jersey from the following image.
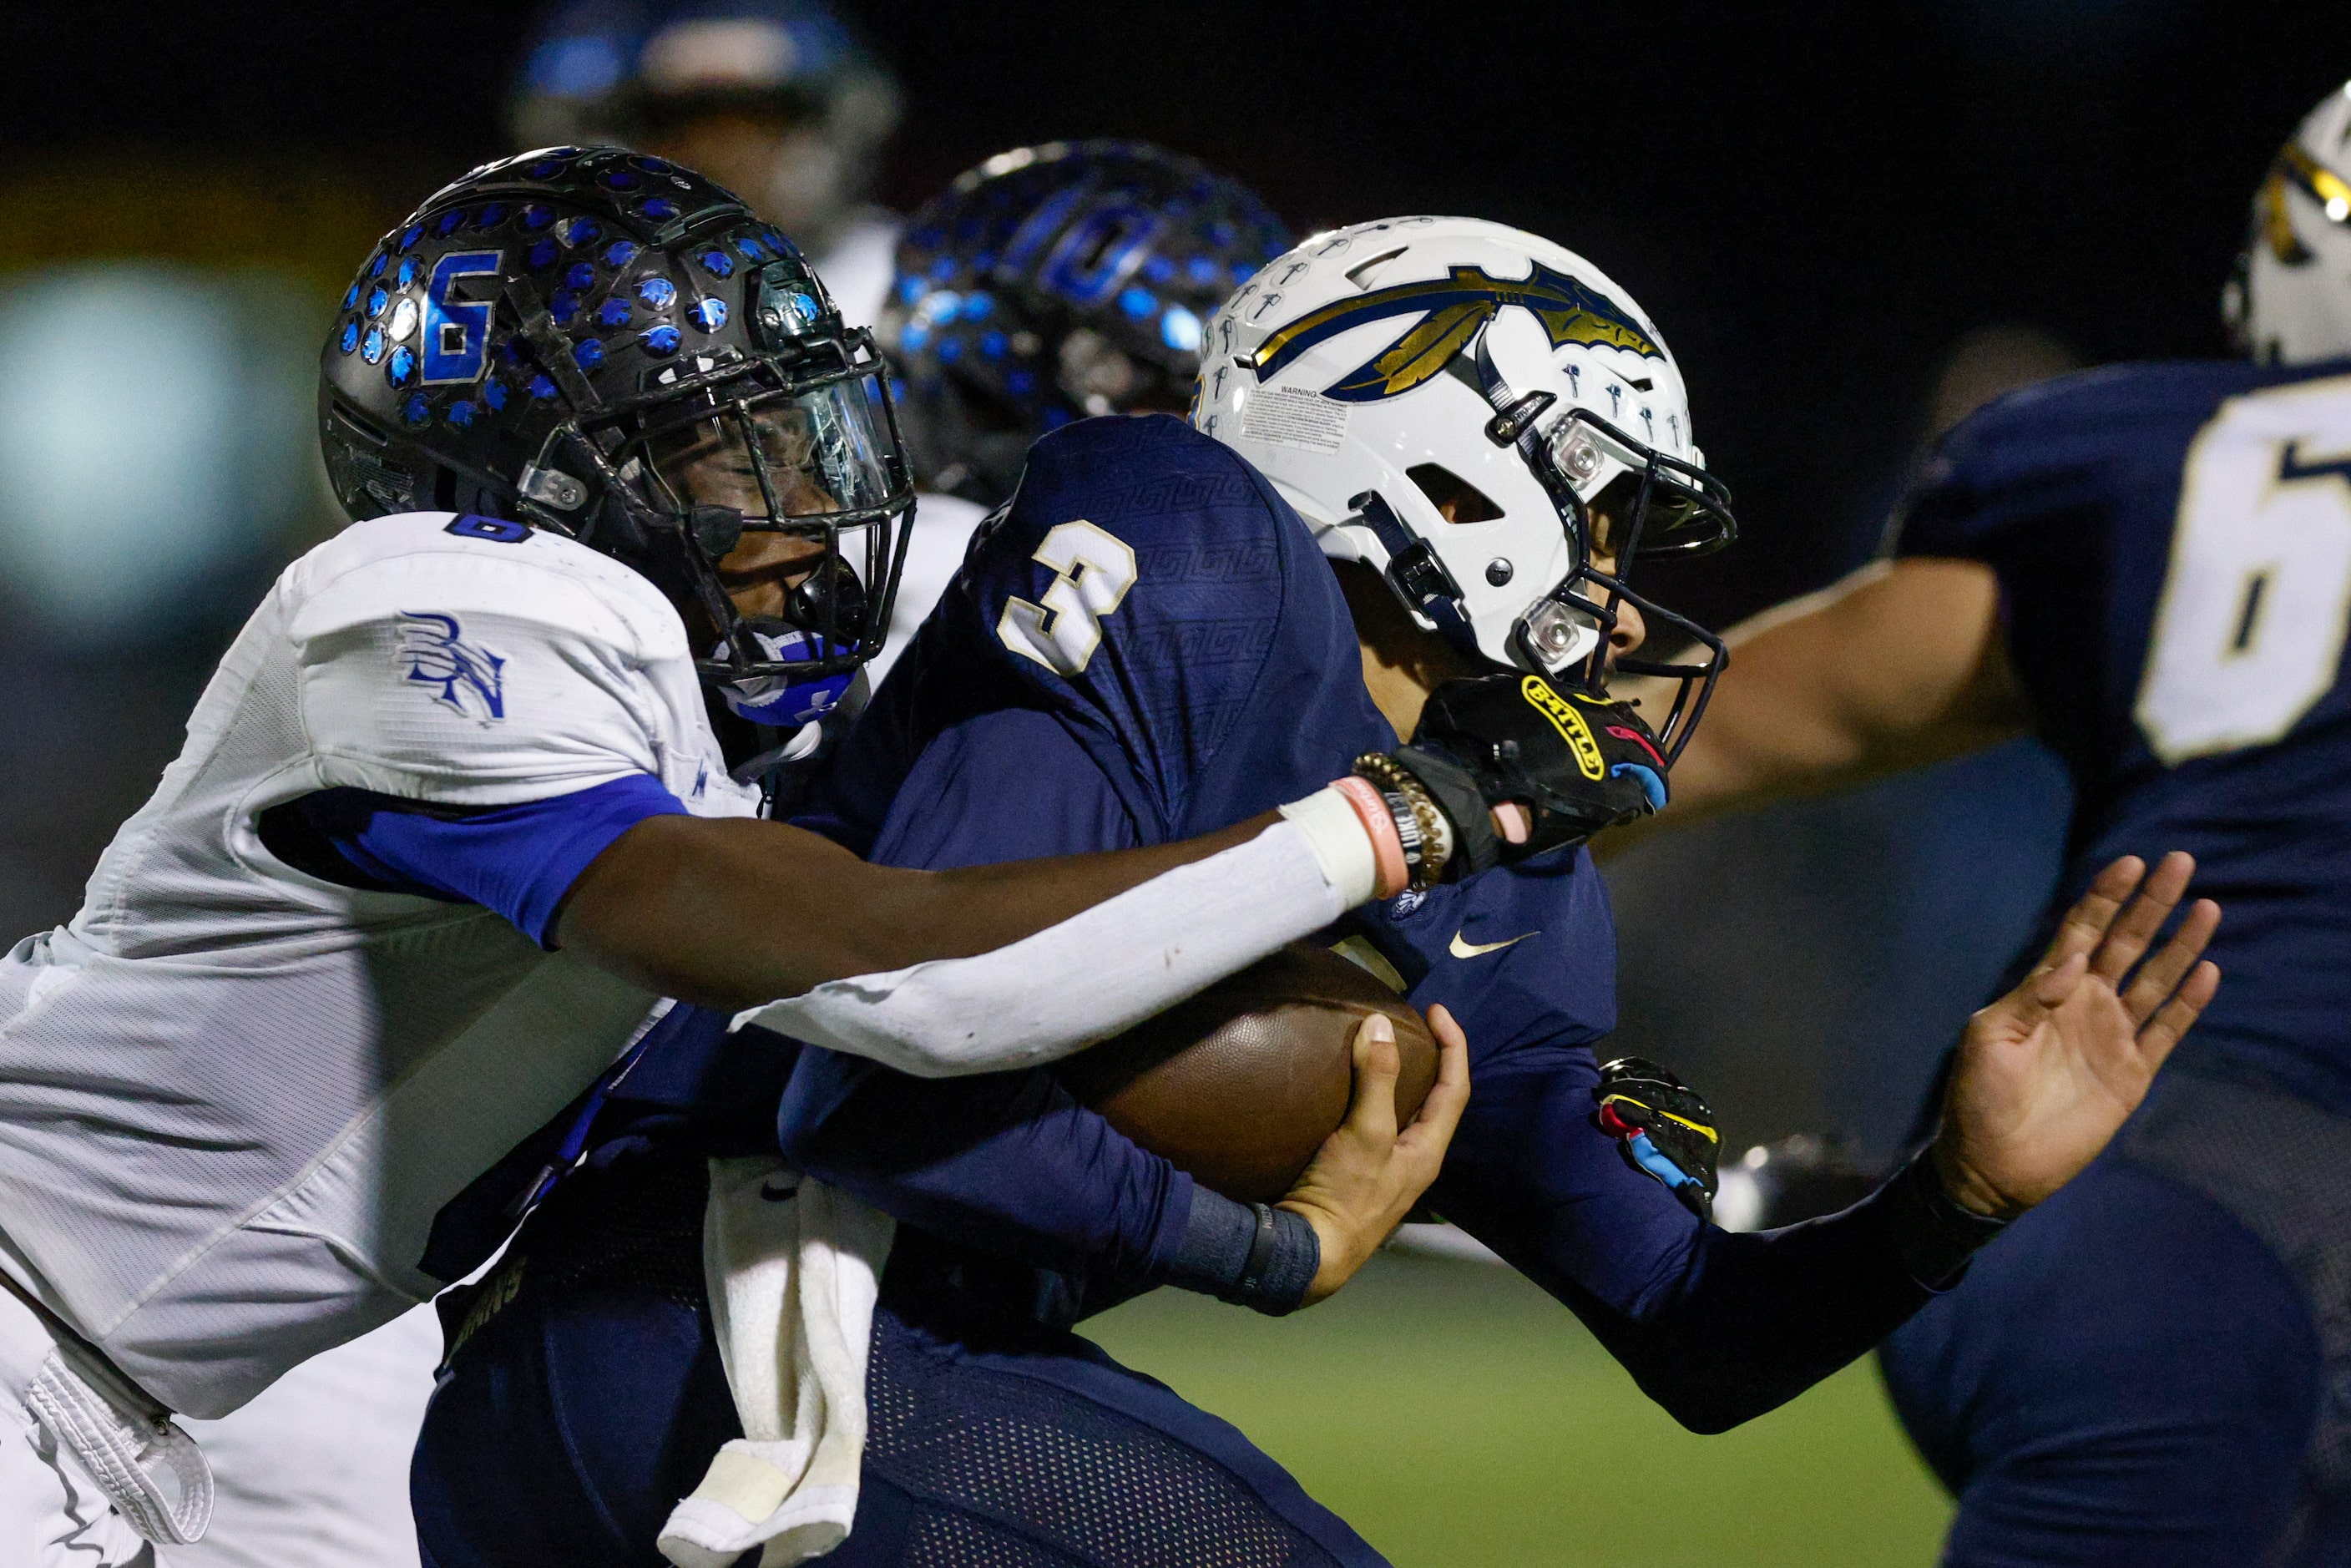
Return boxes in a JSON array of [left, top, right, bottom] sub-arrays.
[[797, 412, 1621, 1060], [1898, 357, 2351, 1112], [780, 416, 1955, 1429]]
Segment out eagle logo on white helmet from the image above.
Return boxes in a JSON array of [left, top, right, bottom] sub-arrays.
[[1192, 216, 1735, 762], [2228, 80, 2351, 367]]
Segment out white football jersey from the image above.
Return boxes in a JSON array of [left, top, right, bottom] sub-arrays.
[[867, 490, 989, 688], [814, 210, 900, 336], [0, 513, 758, 1418]]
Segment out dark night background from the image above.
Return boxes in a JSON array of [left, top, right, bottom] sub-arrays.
[[3, 0, 2343, 1157]]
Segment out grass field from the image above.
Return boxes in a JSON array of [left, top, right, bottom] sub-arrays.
[[1086, 1250, 1953, 1567]]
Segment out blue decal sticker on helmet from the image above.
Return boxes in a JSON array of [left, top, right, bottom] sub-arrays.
[[1036, 197, 1169, 307], [387, 345, 416, 387], [422, 249, 503, 385], [640, 324, 680, 355], [1160, 305, 1201, 352], [637, 277, 676, 309], [688, 297, 727, 332]]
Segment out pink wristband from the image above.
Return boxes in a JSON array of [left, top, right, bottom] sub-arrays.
[[1329, 776, 1409, 898]]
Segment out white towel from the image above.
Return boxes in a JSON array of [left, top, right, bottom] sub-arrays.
[[658, 1157, 895, 1568]]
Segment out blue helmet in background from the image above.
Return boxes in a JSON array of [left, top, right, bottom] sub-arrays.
[[508, 0, 898, 249], [880, 140, 1292, 503]]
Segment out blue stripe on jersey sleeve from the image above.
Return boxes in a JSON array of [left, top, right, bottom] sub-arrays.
[[292, 773, 689, 948]]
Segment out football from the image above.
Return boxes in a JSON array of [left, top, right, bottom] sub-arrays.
[[1054, 941, 1440, 1202]]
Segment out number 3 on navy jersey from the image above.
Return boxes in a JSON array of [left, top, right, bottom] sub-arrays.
[[2137, 378, 2351, 764], [998, 520, 1138, 676]]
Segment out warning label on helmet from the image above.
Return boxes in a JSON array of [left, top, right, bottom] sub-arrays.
[[1238, 387, 1351, 454]]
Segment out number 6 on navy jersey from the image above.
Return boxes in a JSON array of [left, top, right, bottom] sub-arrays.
[[998, 520, 1138, 676], [2136, 378, 2351, 763]]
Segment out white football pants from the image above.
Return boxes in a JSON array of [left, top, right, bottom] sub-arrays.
[[0, 1393, 154, 1567], [160, 1307, 440, 1568]]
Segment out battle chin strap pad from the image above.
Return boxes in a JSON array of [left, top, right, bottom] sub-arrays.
[[1411, 674, 1671, 857], [1593, 1056, 1722, 1222]]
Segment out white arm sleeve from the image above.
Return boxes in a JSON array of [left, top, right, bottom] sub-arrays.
[[745, 810, 1376, 1077]]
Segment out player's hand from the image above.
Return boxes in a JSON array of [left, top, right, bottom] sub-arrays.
[[1394, 673, 1669, 877], [1935, 852, 2220, 1218], [1280, 1005, 1471, 1305]]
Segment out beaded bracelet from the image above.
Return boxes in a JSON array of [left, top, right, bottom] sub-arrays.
[[1350, 753, 1454, 891]]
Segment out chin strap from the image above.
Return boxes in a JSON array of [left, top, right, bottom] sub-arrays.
[[1345, 489, 1480, 656]]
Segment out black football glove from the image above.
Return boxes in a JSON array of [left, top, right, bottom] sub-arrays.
[[1592, 1056, 1721, 1222], [1397, 673, 1670, 873]]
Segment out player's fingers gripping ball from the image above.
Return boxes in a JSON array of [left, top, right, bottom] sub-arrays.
[[1594, 1056, 1721, 1221], [1055, 943, 1439, 1202], [1404, 672, 1671, 866]]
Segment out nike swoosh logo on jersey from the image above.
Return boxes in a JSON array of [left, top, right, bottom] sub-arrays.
[[1449, 929, 1538, 959]]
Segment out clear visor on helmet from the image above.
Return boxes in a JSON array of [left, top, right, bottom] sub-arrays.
[[643, 379, 902, 526], [611, 364, 911, 689]]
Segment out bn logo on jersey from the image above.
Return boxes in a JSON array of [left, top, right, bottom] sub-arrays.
[[398, 611, 507, 722]]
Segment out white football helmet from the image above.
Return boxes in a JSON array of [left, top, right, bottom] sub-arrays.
[[2227, 80, 2351, 365], [1191, 216, 1734, 757]]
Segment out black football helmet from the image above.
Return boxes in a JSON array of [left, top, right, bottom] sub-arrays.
[[318, 145, 913, 727], [880, 139, 1292, 503]]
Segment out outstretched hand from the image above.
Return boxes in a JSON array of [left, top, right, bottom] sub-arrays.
[[1936, 852, 2220, 1218], [1280, 1005, 1471, 1305]]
